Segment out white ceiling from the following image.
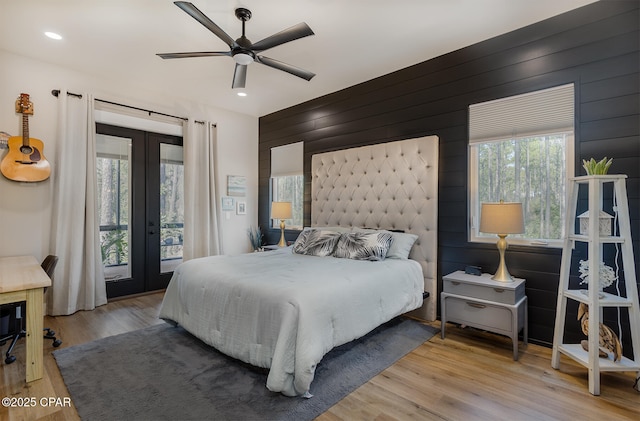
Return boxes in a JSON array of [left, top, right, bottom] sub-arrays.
[[0, 0, 597, 117]]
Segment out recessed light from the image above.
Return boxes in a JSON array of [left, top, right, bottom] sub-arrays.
[[44, 32, 63, 40], [237, 92, 247, 97]]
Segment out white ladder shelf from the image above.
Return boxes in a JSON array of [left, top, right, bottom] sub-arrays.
[[551, 175, 640, 395]]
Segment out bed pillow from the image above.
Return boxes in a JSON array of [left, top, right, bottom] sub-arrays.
[[292, 229, 342, 257], [353, 228, 418, 259], [385, 232, 419, 259], [332, 231, 393, 261]]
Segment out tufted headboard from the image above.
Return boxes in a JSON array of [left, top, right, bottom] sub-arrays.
[[311, 135, 439, 321]]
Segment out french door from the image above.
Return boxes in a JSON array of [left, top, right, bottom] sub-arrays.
[[96, 123, 184, 299]]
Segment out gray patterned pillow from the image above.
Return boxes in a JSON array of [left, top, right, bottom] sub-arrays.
[[352, 228, 418, 259], [333, 232, 393, 261], [292, 229, 341, 257]]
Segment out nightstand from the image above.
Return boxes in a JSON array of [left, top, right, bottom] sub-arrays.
[[440, 270, 527, 360]]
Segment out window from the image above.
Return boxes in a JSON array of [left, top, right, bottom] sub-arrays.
[[271, 175, 304, 228], [97, 134, 131, 277], [469, 84, 575, 247], [270, 142, 304, 229]]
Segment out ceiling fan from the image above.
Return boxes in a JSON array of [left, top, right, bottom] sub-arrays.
[[157, 1, 316, 89]]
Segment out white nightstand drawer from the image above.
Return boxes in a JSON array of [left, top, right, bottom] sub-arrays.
[[441, 270, 528, 360], [446, 297, 513, 332], [443, 271, 525, 305]]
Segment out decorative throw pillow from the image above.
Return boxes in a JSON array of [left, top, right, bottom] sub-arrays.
[[352, 227, 418, 259], [332, 232, 393, 261], [292, 229, 341, 257]]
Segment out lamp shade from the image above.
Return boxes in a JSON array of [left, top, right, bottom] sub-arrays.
[[480, 202, 524, 235], [271, 201, 292, 220]]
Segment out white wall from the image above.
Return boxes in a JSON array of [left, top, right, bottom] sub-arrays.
[[0, 50, 258, 261]]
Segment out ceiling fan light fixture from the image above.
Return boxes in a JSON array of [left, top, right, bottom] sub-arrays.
[[233, 52, 254, 66]]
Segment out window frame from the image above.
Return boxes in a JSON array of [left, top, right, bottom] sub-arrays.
[[467, 84, 575, 248], [270, 175, 304, 230], [269, 141, 304, 231]]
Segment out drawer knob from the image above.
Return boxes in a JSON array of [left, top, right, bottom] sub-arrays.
[[493, 288, 505, 293], [467, 302, 486, 309]]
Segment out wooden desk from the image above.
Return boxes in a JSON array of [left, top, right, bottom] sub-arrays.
[[0, 256, 51, 382]]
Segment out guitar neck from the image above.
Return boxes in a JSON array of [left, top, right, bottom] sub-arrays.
[[22, 114, 30, 147]]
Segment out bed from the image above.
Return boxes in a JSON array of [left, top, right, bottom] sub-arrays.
[[159, 135, 439, 396]]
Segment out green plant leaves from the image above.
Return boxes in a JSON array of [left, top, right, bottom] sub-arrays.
[[582, 157, 613, 175]]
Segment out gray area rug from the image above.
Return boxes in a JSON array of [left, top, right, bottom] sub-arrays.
[[54, 317, 437, 421]]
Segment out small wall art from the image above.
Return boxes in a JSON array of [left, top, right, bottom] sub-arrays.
[[236, 201, 246, 215], [221, 196, 235, 211], [227, 175, 246, 196]]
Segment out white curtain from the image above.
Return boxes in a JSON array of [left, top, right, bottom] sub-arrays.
[[182, 120, 220, 260], [49, 90, 107, 315]]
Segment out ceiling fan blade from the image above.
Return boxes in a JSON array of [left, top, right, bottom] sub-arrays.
[[232, 64, 247, 89], [250, 22, 314, 52], [174, 1, 237, 48], [256, 56, 315, 81], [157, 51, 231, 59]]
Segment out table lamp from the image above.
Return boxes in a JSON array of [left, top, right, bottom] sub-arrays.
[[271, 201, 292, 247], [480, 201, 524, 282]]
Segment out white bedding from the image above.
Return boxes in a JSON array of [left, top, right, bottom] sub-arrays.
[[159, 246, 424, 396]]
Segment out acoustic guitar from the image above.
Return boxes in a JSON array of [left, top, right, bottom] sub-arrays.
[[0, 93, 51, 182]]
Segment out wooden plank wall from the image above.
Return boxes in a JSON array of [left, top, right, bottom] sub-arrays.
[[258, 1, 639, 349]]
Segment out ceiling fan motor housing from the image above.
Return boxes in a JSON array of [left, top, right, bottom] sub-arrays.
[[233, 8, 254, 65]]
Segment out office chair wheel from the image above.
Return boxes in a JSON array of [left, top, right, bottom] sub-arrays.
[[44, 328, 56, 338], [5, 355, 16, 364], [53, 339, 62, 347]]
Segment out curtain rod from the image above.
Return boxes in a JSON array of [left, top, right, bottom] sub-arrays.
[[51, 89, 83, 99], [51, 89, 209, 125]]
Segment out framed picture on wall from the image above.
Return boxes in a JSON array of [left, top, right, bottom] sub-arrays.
[[236, 201, 246, 215], [227, 175, 246, 196], [221, 196, 235, 211]]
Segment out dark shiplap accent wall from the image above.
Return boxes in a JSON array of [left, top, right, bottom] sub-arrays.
[[258, 1, 639, 348]]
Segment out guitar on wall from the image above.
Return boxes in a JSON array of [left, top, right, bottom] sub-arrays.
[[0, 93, 51, 182]]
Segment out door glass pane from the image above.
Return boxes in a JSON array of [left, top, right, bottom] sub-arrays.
[[160, 143, 184, 273], [96, 134, 131, 281]]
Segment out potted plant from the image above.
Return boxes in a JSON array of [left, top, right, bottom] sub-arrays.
[[582, 157, 613, 175]]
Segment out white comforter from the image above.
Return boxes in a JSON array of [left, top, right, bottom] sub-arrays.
[[159, 247, 424, 396]]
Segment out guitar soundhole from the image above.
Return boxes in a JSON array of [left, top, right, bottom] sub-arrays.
[[20, 145, 33, 155]]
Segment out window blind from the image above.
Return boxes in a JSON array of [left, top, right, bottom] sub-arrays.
[[469, 83, 574, 144], [95, 102, 184, 137], [271, 141, 303, 177]]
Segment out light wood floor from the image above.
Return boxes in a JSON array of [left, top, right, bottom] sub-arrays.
[[1, 292, 638, 420]]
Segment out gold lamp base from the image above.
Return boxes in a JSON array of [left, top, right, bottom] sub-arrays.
[[278, 219, 286, 247], [491, 234, 515, 282]]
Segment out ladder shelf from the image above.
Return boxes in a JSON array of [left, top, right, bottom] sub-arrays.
[[551, 175, 640, 395], [563, 290, 633, 307]]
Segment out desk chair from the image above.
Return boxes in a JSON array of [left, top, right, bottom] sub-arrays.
[[0, 255, 62, 364]]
